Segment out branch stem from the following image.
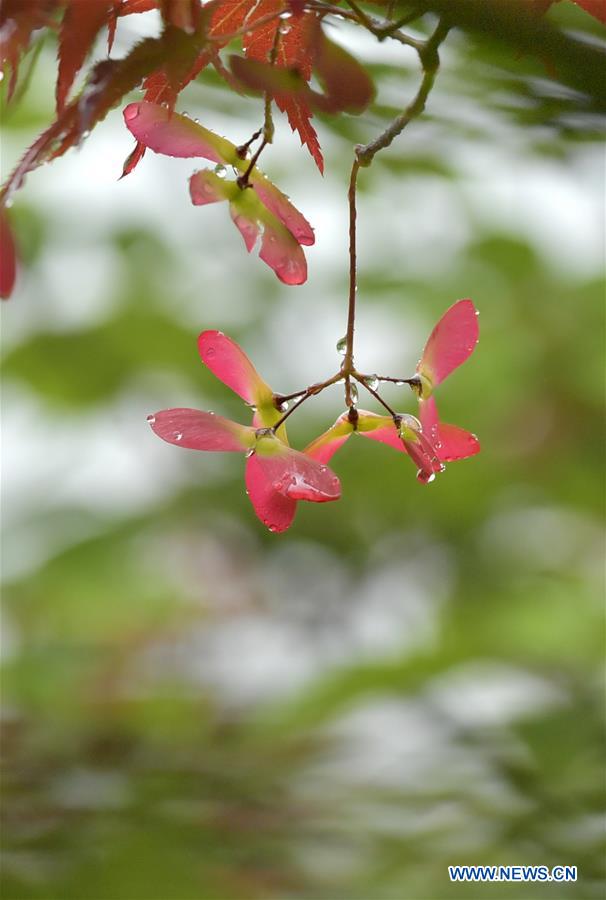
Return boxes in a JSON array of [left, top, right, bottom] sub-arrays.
[[356, 17, 450, 166], [340, 159, 360, 403], [374, 374, 420, 386]]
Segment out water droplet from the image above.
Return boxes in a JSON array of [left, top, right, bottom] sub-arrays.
[[278, 21, 291, 33], [214, 164, 227, 179], [278, 400, 289, 412], [269, 525, 278, 533], [174, 432, 183, 441], [349, 384, 358, 406], [417, 470, 436, 484], [364, 375, 379, 390], [205, 346, 215, 357], [208, 411, 215, 416], [182, 110, 190, 118], [245, 448, 255, 458], [248, 404, 257, 413], [4, 198, 13, 209], [147, 415, 156, 424], [0, 72, 4, 83], [395, 380, 406, 387], [124, 105, 140, 121], [336, 335, 347, 356], [279, 9, 293, 18]]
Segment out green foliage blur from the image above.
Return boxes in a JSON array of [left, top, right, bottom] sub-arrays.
[[2, 5, 604, 899]]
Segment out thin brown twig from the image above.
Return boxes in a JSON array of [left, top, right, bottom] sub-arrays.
[[374, 374, 420, 386], [307, 1, 423, 52], [271, 373, 344, 430], [355, 375, 399, 419], [237, 136, 268, 187], [341, 159, 360, 401]]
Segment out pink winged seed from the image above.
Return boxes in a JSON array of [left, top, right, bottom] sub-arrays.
[[148, 408, 254, 451], [304, 415, 353, 464], [198, 330, 274, 408], [254, 447, 341, 502], [250, 174, 315, 246], [401, 431, 444, 483], [435, 424, 480, 462], [245, 455, 297, 532], [230, 207, 261, 252], [123, 102, 236, 165], [419, 395, 480, 462], [259, 221, 307, 286], [358, 416, 406, 453], [418, 298, 479, 387], [190, 170, 232, 206]]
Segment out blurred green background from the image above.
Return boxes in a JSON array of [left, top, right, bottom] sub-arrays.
[[1, 4, 604, 899]]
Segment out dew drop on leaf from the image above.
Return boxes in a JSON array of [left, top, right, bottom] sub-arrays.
[[349, 384, 359, 406], [279, 22, 291, 33], [174, 432, 183, 441], [245, 448, 255, 458], [278, 400, 289, 412], [279, 9, 293, 18], [364, 375, 378, 390], [417, 470, 435, 484], [124, 105, 140, 121], [147, 415, 156, 424], [336, 335, 347, 356], [214, 164, 227, 179]]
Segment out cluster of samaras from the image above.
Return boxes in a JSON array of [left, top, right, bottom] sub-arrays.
[[0, 0, 375, 297], [149, 299, 480, 532]]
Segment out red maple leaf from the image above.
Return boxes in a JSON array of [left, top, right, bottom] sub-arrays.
[[209, 0, 324, 172], [57, 0, 112, 113], [0, 0, 59, 100]]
